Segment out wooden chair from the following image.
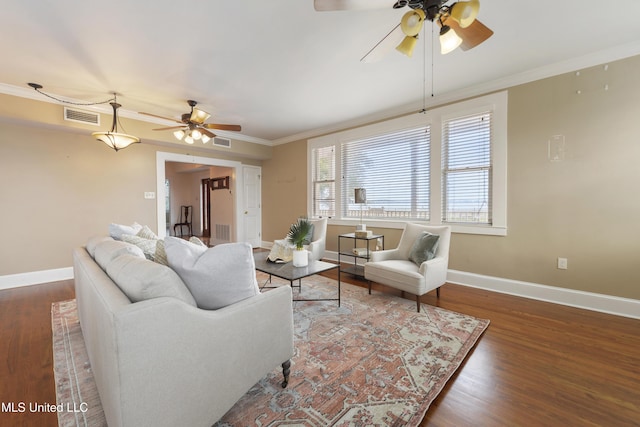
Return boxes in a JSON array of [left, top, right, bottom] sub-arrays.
[[173, 205, 193, 237]]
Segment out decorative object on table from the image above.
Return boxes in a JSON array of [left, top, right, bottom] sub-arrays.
[[354, 187, 367, 231], [355, 229, 373, 238], [287, 217, 313, 267]]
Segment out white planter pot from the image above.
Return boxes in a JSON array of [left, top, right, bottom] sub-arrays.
[[292, 249, 308, 267]]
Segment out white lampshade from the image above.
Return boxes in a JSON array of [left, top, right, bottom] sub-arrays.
[[92, 132, 140, 152], [201, 134, 211, 144], [191, 129, 202, 140], [439, 25, 462, 54], [91, 101, 140, 152], [184, 135, 194, 144], [174, 129, 185, 140]]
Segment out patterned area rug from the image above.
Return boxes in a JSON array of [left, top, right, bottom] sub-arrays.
[[52, 274, 489, 427]]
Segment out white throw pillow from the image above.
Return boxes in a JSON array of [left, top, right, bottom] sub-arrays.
[[164, 237, 260, 310], [107, 255, 196, 306], [108, 222, 143, 240]]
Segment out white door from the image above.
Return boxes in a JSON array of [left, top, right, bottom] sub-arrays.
[[242, 166, 262, 247]]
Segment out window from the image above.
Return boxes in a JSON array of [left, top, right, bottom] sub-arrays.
[[311, 145, 336, 217], [308, 91, 507, 235], [341, 127, 430, 221], [442, 112, 492, 224]]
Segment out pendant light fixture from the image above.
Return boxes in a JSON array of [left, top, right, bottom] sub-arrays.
[[92, 95, 140, 152], [27, 83, 140, 152]]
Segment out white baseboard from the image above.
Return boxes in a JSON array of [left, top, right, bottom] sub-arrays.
[[325, 250, 639, 319], [447, 270, 640, 320], [0, 267, 74, 291]]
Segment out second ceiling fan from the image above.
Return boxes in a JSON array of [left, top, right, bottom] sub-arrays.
[[314, 0, 493, 62], [140, 100, 241, 144]]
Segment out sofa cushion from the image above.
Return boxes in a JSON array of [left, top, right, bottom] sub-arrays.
[[108, 222, 143, 240], [94, 240, 145, 271], [408, 232, 440, 266], [164, 237, 260, 310], [106, 255, 197, 306], [86, 235, 114, 258]]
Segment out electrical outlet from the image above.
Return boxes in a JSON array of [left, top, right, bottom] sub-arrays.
[[144, 192, 156, 199], [557, 257, 568, 270]]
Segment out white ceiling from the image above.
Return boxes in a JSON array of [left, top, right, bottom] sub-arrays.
[[1, 0, 640, 145]]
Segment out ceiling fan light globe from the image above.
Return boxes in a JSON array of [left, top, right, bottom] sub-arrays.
[[400, 9, 425, 36], [174, 130, 185, 140], [184, 135, 195, 144], [201, 134, 211, 144], [450, 0, 480, 28], [190, 108, 211, 124], [440, 25, 462, 54], [191, 129, 202, 140], [396, 35, 418, 57]]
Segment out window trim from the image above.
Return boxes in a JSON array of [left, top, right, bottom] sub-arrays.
[[307, 91, 508, 236]]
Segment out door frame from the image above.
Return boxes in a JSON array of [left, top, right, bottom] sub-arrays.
[[156, 152, 244, 241]]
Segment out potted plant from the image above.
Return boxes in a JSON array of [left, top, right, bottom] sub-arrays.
[[287, 217, 313, 267]]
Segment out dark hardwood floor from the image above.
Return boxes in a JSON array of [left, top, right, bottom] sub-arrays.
[[1, 269, 638, 426]]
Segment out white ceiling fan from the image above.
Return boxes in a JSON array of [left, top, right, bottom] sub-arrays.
[[314, 0, 493, 62]]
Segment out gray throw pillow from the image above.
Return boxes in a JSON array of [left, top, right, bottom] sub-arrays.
[[106, 255, 196, 306], [408, 232, 440, 266], [164, 237, 260, 310]]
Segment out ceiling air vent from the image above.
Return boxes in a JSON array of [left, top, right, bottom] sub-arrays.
[[213, 137, 231, 148], [64, 107, 100, 126]]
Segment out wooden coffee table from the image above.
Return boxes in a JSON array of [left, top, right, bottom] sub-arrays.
[[253, 252, 340, 306]]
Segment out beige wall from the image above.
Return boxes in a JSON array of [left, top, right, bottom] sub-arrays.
[[262, 141, 309, 241], [0, 111, 266, 276], [3, 56, 640, 301], [262, 55, 640, 301]]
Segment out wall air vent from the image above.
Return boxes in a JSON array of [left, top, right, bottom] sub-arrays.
[[213, 137, 231, 148], [64, 107, 100, 126]]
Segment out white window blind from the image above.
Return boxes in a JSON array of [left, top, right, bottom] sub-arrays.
[[442, 112, 492, 224], [311, 145, 336, 217], [341, 127, 430, 221]]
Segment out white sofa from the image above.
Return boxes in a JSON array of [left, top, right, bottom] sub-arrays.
[[73, 237, 294, 427]]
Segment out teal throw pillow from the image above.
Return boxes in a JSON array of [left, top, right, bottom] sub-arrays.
[[303, 224, 315, 245], [408, 232, 440, 266]]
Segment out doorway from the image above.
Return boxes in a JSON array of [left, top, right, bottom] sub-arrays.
[[155, 152, 262, 247]]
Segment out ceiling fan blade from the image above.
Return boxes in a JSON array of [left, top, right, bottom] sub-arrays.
[[138, 112, 182, 123], [203, 123, 242, 131], [314, 0, 395, 11], [361, 23, 404, 63], [446, 18, 494, 51], [152, 126, 186, 131], [200, 128, 216, 139]]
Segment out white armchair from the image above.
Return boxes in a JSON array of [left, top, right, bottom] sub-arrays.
[[364, 224, 451, 312], [307, 217, 328, 261]]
